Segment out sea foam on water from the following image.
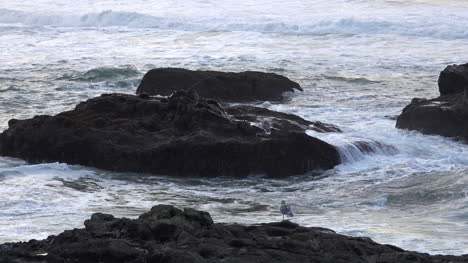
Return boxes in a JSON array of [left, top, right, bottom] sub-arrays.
[[0, 0, 468, 255]]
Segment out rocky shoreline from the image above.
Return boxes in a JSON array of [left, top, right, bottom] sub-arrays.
[[1, 66, 468, 262], [1, 205, 467, 263]]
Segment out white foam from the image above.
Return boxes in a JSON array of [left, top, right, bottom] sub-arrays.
[[306, 131, 398, 163], [1, 0, 468, 255], [1, 9, 468, 39]]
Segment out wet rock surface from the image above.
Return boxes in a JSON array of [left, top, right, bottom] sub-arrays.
[[438, 63, 468, 95], [396, 95, 468, 141], [397, 64, 468, 142], [1, 205, 467, 263], [0, 91, 339, 177], [136, 68, 303, 103]]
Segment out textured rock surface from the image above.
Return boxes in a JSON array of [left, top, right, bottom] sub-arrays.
[[0, 91, 340, 177], [1, 205, 467, 263], [136, 68, 303, 102], [397, 64, 468, 142], [438, 63, 468, 95], [396, 95, 468, 141]]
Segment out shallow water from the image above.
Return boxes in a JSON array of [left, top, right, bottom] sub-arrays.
[[0, 0, 468, 255]]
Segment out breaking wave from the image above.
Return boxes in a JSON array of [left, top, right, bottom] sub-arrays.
[[1, 9, 468, 39], [335, 139, 398, 163], [58, 66, 141, 82]]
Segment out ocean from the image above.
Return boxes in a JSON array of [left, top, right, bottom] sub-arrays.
[[0, 0, 468, 255]]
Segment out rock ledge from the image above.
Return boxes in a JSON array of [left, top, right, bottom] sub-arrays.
[[1, 205, 467, 263]]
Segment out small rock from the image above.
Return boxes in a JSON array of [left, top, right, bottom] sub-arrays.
[[438, 63, 468, 95]]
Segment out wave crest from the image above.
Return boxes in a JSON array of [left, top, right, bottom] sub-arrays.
[[1, 9, 468, 39], [58, 66, 140, 82]]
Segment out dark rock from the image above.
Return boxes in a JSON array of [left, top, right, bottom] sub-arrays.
[[438, 63, 468, 95], [396, 93, 468, 142], [136, 68, 303, 102], [0, 91, 340, 177], [225, 105, 342, 133], [1, 205, 467, 263], [397, 64, 468, 142]]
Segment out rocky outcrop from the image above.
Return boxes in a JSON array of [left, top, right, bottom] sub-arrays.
[[396, 95, 468, 140], [136, 68, 303, 103], [396, 64, 468, 142], [1, 205, 467, 263], [438, 63, 468, 95], [0, 91, 340, 177]]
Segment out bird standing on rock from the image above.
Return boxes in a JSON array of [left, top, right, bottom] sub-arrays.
[[280, 200, 294, 221]]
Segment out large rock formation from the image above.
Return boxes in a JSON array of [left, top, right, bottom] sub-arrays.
[[0, 91, 340, 177], [1, 205, 467, 263], [396, 64, 468, 142], [136, 68, 303, 103]]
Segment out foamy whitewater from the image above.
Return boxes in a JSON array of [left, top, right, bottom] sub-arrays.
[[1, 0, 468, 255]]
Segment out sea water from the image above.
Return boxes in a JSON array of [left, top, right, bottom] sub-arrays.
[[0, 0, 468, 255]]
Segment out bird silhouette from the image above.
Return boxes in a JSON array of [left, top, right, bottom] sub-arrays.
[[280, 200, 294, 221]]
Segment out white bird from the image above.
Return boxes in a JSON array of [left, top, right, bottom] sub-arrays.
[[280, 200, 294, 221]]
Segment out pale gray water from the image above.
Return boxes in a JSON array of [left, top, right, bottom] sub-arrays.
[[0, 0, 468, 255]]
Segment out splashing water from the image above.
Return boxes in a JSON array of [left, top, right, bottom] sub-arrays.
[[0, 0, 468, 255]]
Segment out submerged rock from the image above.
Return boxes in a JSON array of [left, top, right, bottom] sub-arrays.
[[1, 204, 467, 263], [0, 91, 339, 177], [397, 64, 468, 142], [136, 68, 303, 102]]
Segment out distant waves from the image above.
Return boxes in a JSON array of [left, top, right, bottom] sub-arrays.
[[1, 9, 468, 40]]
